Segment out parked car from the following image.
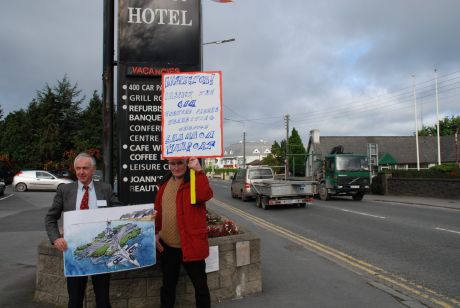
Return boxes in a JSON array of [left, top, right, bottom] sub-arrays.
[[230, 166, 275, 201], [12, 170, 73, 192], [93, 170, 103, 182], [49, 169, 74, 179], [0, 178, 5, 196]]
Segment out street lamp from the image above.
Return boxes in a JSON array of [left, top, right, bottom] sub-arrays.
[[455, 126, 459, 165], [224, 117, 246, 168], [201, 37, 235, 170], [412, 75, 420, 171], [434, 69, 441, 165], [203, 38, 235, 45]]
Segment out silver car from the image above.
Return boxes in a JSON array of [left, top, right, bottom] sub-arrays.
[[231, 166, 274, 201], [12, 170, 73, 192]]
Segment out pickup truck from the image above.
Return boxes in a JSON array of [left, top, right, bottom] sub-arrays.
[[231, 166, 316, 209]]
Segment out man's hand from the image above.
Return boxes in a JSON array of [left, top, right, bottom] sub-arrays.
[[188, 157, 202, 172], [155, 233, 164, 253], [53, 238, 68, 252]]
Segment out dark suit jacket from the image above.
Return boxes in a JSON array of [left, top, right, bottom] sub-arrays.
[[45, 181, 118, 244]]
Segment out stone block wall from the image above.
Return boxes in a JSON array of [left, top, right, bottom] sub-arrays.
[[387, 178, 460, 199], [34, 231, 261, 307]]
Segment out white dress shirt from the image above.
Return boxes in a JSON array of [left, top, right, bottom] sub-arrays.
[[76, 181, 97, 210]]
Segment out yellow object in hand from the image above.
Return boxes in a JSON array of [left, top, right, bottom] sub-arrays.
[[190, 169, 196, 204]]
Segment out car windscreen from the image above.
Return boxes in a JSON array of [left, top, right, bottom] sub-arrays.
[[336, 156, 369, 171], [248, 169, 273, 179]]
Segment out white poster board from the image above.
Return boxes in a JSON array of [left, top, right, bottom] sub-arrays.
[[205, 245, 219, 273], [63, 204, 155, 277], [161, 71, 223, 158]]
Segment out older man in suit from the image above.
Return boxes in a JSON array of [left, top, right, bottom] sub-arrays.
[[45, 152, 117, 308]]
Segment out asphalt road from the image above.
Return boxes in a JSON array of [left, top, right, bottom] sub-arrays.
[[209, 179, 460, 306], [1, 182, 459, 307], [0, 187, 53, 308]]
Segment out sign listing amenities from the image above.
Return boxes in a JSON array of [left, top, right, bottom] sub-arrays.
[[117, 0, 202, 205]]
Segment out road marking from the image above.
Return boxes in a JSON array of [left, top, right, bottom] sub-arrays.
[[0, 194, 14, 201], [435, 227, 460, 235], [340, 208, 386, 219], [210, 198, 459, 308]]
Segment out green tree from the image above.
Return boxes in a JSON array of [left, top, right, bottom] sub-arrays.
[[270, 141, 284, 166], [419, 115, 460, 136], [0, 76, 89, 169], [0, 104, 3, 121], [268, 128, 307, 176], [28, 76, 83, 164], [75, 91, 103, 151], [287, 128, 307, 176], [0, 109, 39, 168], [260, 154, 283, 173]]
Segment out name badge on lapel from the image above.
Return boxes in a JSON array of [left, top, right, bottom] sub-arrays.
[[97, 200, 108, 208]]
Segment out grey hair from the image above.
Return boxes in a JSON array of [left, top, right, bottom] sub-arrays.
[[74, 152, 96, 167]]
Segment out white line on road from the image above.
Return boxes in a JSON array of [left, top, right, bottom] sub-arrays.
[[340, 209, 386, 219], [0, 194, 14, 201], [435, 227, 460, 235]]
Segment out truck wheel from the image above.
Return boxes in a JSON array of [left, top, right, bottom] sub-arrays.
[[261, 197, 269, 210], [319, 183, 330, 201], [352, 193, 364, 201], [256, 195, 262, 208]]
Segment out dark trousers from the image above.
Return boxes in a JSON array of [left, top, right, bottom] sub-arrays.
[[160, 241, 211, 308], [66, 274, 111, 308]]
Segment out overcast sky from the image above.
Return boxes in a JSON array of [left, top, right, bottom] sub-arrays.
[[1, 0, 459, 147]]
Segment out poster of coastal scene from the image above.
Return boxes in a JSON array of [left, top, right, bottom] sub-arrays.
[[63, 204, 155, 277]]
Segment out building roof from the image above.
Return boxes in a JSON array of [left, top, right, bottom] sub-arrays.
[[224, 140, 272, 157], [308, 135, 457, 164]]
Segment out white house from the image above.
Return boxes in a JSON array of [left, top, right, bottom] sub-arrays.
[[206, 140, 273, 169]]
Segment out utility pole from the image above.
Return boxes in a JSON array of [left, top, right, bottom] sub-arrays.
[[455, 127, 459, 165], [284, 114, 290, 179], [412, 75, 420, 171], [243, 131, 246, 168], [434, 69, 441, 165]]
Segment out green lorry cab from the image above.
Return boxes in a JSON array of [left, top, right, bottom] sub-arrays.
[[317, 152, 371, 201]]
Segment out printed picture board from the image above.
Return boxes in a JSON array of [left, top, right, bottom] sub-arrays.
[[63, 204, 155, 277]]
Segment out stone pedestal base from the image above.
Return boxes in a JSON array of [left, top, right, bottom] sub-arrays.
[[35, 232, 261, 307]]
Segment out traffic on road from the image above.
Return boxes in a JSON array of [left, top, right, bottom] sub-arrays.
[[210, 178, 460, 307]]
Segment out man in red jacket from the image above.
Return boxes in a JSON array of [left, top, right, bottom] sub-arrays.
[[155, 157, 213, 308]]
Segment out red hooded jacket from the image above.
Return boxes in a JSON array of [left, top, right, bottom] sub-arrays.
[[155, 170, 213, 261]]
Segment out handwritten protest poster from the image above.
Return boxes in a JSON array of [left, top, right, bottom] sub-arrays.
[[161, 71, 223, 158]]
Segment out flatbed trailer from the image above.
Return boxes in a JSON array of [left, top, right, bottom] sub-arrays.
[[252, 179, 316, 209]]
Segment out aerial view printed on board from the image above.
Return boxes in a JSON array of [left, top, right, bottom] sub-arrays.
[[63, 204, 155, 277]]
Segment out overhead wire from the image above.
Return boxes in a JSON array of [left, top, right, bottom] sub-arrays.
[[221, 70, 460, 138]]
